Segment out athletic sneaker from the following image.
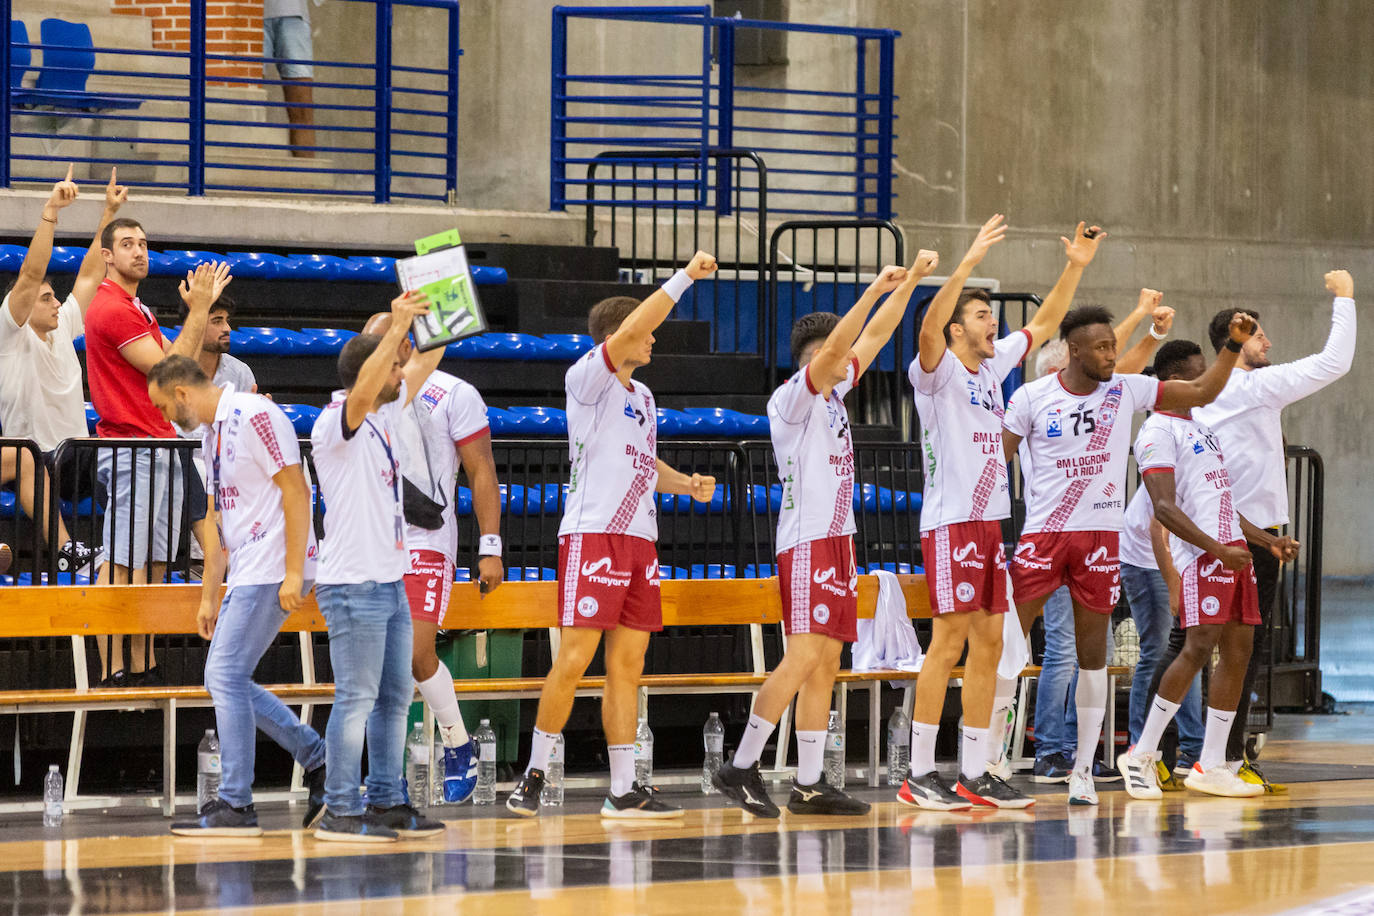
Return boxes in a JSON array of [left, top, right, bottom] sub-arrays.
[[0, 542, 11, 576], [1238, 760, 1288, 794], [1093, 760, 1123, 783], [57, 540, 100, 576], [956, 772, 1035, 809], [988, 705, 1017, 780], [896, 771, 971, 811], [787, 776, 870, 816], [506, 769, 545, 818], [1156, 760, 1186, 792], [441, 739, 479, 804], [302, 764, 327, 828], [1031, 753, 1073, 784], [1068, 767, 1098, 806], [601, 782, 686, 820], [1184, 763, 1264, 798], [987, 752, 1015, 782], [712, 760, 779, 818], [1117, 749, 1162, 800], [170, 798, 263, 837], [366, 803, 445, 838], [314, 811, 399, 843]]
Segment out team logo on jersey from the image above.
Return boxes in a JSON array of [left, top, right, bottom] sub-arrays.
[[966, 378, 981, 407], [813, 603, 831, 625], [813, 567, 836, 584], [955, 582, 976, 603], [580, 557, 631, 587], [1201, 596, 1221, 616], [814, 567, 851, 597], [420, 384, 446, 409], [1199, 559, 1232, 583], [577, 596, 600, 618], [953, 542, 985, 569], [624, 398, 646, 426], [1084, 546, 1116, 573], [1192, 436, 1205, 455], [1046, 408, 1063, 438], [1013, 541, 1053, 570], [645, 559, 659, 581]]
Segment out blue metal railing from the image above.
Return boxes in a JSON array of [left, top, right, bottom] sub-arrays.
[[0, 0, 461, 203], [550, 5, 899, 220]]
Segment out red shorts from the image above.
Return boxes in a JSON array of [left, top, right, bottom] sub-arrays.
[[1180, 541, 1261, 629], [404, 549, 454, 625], [920, 520, 1009, 616], [557, 533, 662, 631], [778, 535, 858, 642], [1010, 530, 1120, 614]]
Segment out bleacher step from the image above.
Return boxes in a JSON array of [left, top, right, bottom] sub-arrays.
[[465, 242, 620, 282]]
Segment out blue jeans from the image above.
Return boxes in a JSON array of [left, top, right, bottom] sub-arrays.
[[317, 580, 412, 816], [1033, 587, 1077, 759], [205, 582, 326, 808], [1120, 563, 1203, 761]]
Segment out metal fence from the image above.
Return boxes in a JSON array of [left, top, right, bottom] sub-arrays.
[[0, 437, 49, 579], [1, 0, 461, 203]]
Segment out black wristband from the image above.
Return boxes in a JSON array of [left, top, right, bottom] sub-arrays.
[[1224, 339, 1243, 353]]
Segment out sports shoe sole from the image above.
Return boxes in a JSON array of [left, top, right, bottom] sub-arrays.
[[1183, 775, 1264, 798], [955, 784, 1035, 810], [600, 805, 687, 820], [786, 800, 871, 816], [1030, 773, 1071, 784], [393, 826, 446, 838], [505, 799, 539, 818], [713, 775, 780, 818], [896, 788, 972, 812], [170, 825, 264, 838], [312, 828, 397, 843]]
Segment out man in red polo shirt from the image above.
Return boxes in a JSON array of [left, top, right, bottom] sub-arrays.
[[85, 216, 230, 685]]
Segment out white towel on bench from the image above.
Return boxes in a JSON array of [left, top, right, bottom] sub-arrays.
[[853, 570, 924, 684]]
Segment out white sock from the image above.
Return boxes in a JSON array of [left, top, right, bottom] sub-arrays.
[[1227, 759, 1243, 774], [609, 743, 636, 796], [1200, 708, 1236, 771], [911, 720, 939, 777], [415, 664, 468, 744], [732, 713, 776, 769], [527, 728, 558, 775], [1134, 696, 1181, 759], [1073, 667, 1108, 774], [960, 726, 988, 781], [987, 676, 1018, 764], [796, 730, 825, 785]]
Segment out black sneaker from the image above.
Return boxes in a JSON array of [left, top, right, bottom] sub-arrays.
[[313, 810, 398, 844], [787, 776, 870, 816], [170, 798, 263, 837], [366, 803, 445, 838], [1031, 752, 1073, 784], [96, 670, 128, 689], [712, 761, 780, 818], [601, 782, 685, 820], [956, 772, 1035, 809], [128, 667, 164, 688], [506, 768, 545, 818], [302, 765, 327, 829], [57, 540, 100, 576], [896, 771, 971, 811], [1093, 759, 1123, 783]]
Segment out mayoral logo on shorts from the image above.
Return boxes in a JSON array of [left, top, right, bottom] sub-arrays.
[[955, 582, 976, 604], [577, 596, 599, 618], [813, 603, 830, 625], [1201, 596, 1221, 617]]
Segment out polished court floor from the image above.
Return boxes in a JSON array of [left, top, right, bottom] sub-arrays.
[[5, 707, 1374, 914]]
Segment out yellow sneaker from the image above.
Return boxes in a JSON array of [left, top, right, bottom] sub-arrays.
[[1238, 760, 1288, 794], [1155, 761, 1185, 793]]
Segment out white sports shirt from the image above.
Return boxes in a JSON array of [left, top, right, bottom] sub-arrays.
[[401, 371, 490, 559], [1119, 485, 1158, 570], [0, 292, 88, 451]]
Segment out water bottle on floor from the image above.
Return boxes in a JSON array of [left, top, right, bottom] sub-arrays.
[[887, 707, 910, 786], [43, 765, 63, 827], [634, 717, 654, 785], [541, 733, 565, 808], [473, 719, 497, 805], [405, 723, 430, 807], [701, 712, 724, 794], [196, 730, 221, 811], [824, 711, 846, 789]]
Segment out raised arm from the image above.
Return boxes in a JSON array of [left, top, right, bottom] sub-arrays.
[[167, 261, 233, 361], [853, 251, 938, 375], [1021, 221, 1106, 349], [1141, 469, 1251, 571], [1248, 270, 1357, 408], [604, 251, 717, 370], [917, 214, 1006, 372], [401, 336, 446, 407], [1116, 303, 1174, 375], [806, 264, 908, 394], [72, 170, 129, 315], [7, 169, 79, 327], [1114, 289, 1159, 350], [345, 290, 429, 433], [1155, 313, 1253, 411]]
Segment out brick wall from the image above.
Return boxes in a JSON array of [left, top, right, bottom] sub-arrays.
[[110, 0, 263, 83]]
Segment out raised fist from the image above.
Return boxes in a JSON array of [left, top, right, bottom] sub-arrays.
[[1151, 306, 1175, 336], [1227, 311, 1257, 345], [686, 251, 718, 280], [912, 249, 939, 277], [867, 265, 908, 296], [1325, 269, 1353, 299]]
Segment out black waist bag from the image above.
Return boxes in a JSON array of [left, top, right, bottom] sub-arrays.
[[402, 477, 446, 530]]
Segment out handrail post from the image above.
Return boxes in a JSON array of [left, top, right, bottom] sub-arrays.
[[0, 0, 11, 189], [374, 0, 394, 204], [550, 6, 568, 210], [713, 19, 734, 216], [854, 38, 866, 216], [188, 0, 206, 196], [445, 2, 460, 202], [875, 32, 895, 220]]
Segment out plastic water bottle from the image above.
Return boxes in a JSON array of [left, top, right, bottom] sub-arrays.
[[405, 723, 431, 807], [196, 730, 221, 811], [43, 765, 63, 827], [633, 717, 654, 785], [541, 733, 565, 808], [473, 719, 497, 805], [701, 712, 724, 794], [887, 707, 911, 786], [824, 710, 846, 789]]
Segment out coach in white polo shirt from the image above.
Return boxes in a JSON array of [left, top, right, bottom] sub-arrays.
[[144, 355, 326, 838], [308, 291, 446, 844]]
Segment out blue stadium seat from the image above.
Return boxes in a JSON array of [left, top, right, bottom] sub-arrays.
[[228, 252, 300, 279], [656, 566, 692, 580], [46, 246, 84, 272], [0, 491, 14, 519], [278, 404, 320, 436], [470, 266, 508, 286], [156, 249, 231, 276], [34, 19, 141, 111], [658, 487, 728, 515], [484, 407, 515, 435], [296, 328, 357, 355], [346, 255, 397, 281], [499, 483, 563, 515], [690, 564, 736, 579], [505, 567, 557, 581], [862, 562, 922, 575], [748, 484, 784, 514], [9, 21, 30, 93], [84, 402, 99, 433], [683, 407, 769, 436], [453, 567, 472, 582], [5, 571, 95, 586], [541, 334, 593, 359], [288, 254, 359, 280], [655, 407, 701, 437], [743, 564, 775, 578], [455, 487, 473, 516], [501, 406, 567, 435], [232, 327, 308, 356], [0, 244, 27, 271]]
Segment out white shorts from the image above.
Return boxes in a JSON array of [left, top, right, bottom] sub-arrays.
[[264, 15, 314, 79]]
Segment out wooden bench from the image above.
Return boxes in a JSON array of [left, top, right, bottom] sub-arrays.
[[0, 577, 1132, 814]]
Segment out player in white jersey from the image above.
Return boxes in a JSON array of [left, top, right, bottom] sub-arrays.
[[896, 216, 1101, 811], [1001, 306, 1257, 805], [507, 252, 719, 820], [361, 312, 503, 805], [1115, 339, 1299, 800], [146, 355, 326, 837], [712, 256, 935, 818]]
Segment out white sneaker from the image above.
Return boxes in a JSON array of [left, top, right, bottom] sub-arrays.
[[1184, 763, 1264, 798], [1068, 767, 1098, 806], [1118, 748, 1162, 801]]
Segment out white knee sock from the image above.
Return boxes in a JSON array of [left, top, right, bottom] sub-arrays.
[[1073, 667, 1108, 774], [910, 720, 939, 777], [1200, 708, 1236, 771], [1133, 695, 1181, 759], [960, 726, 988, 781], [527, 728, 558, 775], [609, 744, 636, 796], [416, 664, 468, 745], [796, 730, 826, 785], [731, 713, 776, 769]]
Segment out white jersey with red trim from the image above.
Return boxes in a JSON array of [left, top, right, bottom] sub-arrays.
[[403, 371, 491, 559], [909, 329, 1030, 532], [1133, 411, 1241, 571], [558, 342, 659, 542], [768, 357, 859, 553], [1119, 485, 1159, 570], [1004, 371, 1162, 534]]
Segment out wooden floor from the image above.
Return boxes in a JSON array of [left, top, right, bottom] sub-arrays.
[[4, 707, 1374, 915]]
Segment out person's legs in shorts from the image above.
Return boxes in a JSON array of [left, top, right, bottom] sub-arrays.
[[264, 16, 316, 156]]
